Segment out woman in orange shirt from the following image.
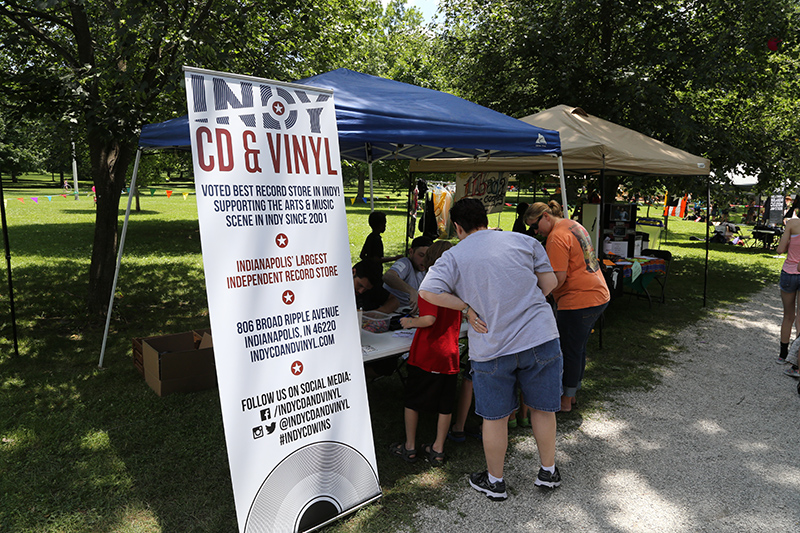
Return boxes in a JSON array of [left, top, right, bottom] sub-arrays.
[[525, 201, 610, 411]]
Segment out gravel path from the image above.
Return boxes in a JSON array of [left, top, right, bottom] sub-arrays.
[[407, 284, 800, 532]]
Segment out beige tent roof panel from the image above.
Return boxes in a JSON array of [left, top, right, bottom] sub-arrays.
[[410, 104, 711, 176]]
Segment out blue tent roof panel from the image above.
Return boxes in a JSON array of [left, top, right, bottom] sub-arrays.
[[139, 68, 560, 161]]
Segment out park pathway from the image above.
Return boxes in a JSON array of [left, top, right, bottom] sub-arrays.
[[406, 284, 800, 533]]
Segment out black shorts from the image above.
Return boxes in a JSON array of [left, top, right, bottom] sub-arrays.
[[404, 364, 458, 414]]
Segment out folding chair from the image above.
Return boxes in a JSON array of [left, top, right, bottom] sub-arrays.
[[640, 248, 672, 304]]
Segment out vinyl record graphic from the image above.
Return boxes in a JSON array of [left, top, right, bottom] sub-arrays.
[[244, 440, 381, 532]]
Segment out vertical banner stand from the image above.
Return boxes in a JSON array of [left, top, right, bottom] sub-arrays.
[[184, 67, 380, 533]]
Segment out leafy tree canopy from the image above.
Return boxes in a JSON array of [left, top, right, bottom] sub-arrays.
[[434, 0, 800, 193]]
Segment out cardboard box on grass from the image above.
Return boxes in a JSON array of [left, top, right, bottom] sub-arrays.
[[142, 331, 216, 396], [132, 337, 144, 376]]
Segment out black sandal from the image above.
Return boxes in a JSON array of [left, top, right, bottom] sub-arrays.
[[447, 426, 466, 443], [422, 443, 445, 467], [389, 441, 417, 463]]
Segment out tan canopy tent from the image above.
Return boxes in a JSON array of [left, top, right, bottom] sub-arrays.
[[410, 105, 715, 305], [409, 104, 711, 176]]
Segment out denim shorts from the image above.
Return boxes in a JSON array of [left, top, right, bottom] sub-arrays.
[[470, 338, 563, 418], [780, 270, 800, 293]]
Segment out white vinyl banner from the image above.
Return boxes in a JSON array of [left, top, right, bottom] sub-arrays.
[[183, 67, 380, 533]]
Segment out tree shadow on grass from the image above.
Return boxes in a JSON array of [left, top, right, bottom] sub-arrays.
[[0, 250, 237, 532]]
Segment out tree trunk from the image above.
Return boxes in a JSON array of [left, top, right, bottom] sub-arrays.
[[86, 138, 134, 316], [356, 167, 366, 200]]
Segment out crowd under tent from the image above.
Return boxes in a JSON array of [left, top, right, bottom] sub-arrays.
[[99, 68, 563, 366]]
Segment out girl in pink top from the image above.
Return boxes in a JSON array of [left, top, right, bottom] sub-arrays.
[[776, 218, 800, 376]]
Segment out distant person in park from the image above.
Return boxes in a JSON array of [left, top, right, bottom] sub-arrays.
[[745, 199, 757, 224], [383, 236, 433, 313], [775, 218, 800, 377], [352, 260, 397, 314], [359, 211, 402, 264], [390, 240, 461, 466], [419, 198, 563, 501], [526, 200, 610, 412]]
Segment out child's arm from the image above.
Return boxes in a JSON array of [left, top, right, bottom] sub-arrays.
[[400, 314, 435, 329]]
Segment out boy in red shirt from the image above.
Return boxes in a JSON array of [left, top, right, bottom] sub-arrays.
[[390, 240, 463, 466]]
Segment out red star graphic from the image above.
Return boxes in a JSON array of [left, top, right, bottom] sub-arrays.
[[275, 233, 288, 248], [291, 361, 303, 375], [282, 290, 294, 305], [272, 101, 285, 116]]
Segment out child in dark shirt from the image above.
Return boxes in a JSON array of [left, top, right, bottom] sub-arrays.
[[360, 211, 401, 264]]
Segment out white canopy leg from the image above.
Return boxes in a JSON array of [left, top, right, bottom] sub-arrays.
[[558, 155, 568, 217], [98, 148, 142, 368]]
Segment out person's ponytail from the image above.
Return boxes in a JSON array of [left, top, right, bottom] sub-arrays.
[[548, 200, 563, 218]]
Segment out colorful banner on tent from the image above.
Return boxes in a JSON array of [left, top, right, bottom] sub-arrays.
[[183, 67, 379, 533], [454, 171, 508, 214], [663, 194, 688, 218]]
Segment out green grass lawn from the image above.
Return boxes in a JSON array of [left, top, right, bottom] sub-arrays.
[[0, 174, 785, 532]]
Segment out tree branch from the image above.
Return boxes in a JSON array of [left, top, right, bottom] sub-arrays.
[[0, 3, 79, 67]]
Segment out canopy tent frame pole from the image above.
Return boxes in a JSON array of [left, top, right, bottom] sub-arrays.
[[404, 171, 415, 254], [366, 143, 374, 212], [0, 174, 19, 357], [704, 178, 710, 307], [368, 162, 374, 212], [599, 169, 605, 253], [557, 155, 568, 217], [98, 147, 142, 368]]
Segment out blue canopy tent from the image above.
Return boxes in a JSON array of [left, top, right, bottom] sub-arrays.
[[139, 68, 561, 156], [100, 68, 563, 366]]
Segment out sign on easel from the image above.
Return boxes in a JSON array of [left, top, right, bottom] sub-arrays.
[[184, 67, 380, 533], [768, 194, 784, 225], [455, 171, 508, 214]]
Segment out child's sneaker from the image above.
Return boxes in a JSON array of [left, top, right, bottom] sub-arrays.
[[784, 366, 800, 378], [776, 356, 789, 365], [534, 466, 562, 489], [468, 471, 507, 501]]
